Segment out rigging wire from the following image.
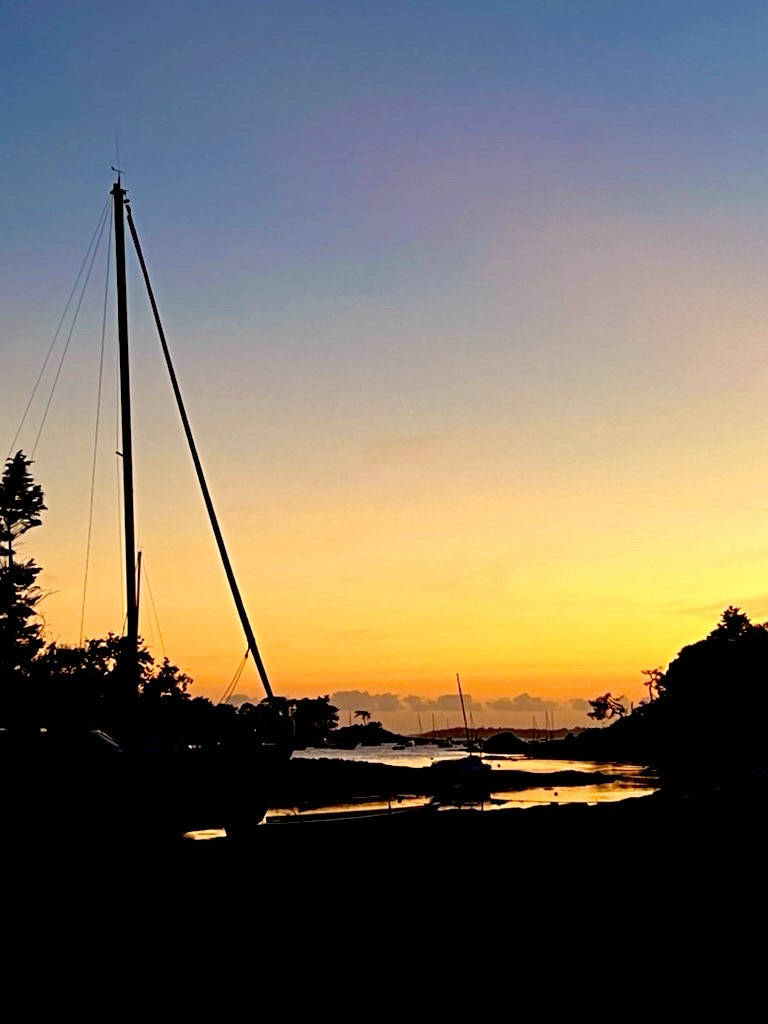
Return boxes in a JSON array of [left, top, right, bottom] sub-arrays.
[[79, 210, 113, 645], [31, 204, 111, 458], [140, 558, 167, 659], [136, 548, 147, 645], [218, 651, 249, 705], [7, 200, 110, 461]]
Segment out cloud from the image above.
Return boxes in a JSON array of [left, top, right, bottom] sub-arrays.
[[486, 692, 558, 713], [401, 693, 479, 711], [331, 690, 405, 712], [221, 688, 597, 726], [402, 695, 433, 711]]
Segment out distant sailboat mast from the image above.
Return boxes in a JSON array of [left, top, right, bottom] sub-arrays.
[[456, 673, 472, 749]]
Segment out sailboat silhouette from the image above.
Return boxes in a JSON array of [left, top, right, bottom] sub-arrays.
[[3, 176, 294, 850]]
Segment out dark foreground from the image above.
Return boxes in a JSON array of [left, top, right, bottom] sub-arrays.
[[177, 776, 768, 954], [8, 763, 767, 969], [8, 756, 767, 915], [187, 773, 768, 876], [9, 756, 766, 856]]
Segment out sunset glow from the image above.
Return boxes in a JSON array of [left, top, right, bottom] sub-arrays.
[[4, 2, 768, 733]]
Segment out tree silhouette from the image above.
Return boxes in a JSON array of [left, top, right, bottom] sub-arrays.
[[0, 558, 44, 678], [292, 696, 339, 746], [641, 667, 664, 702], [573, 607, 768, 772], [354, 709, 371, 726], [24, 633, 195, 743], [708, 605, 752, 641], [660, 606, 768, 737], [586, 693, 627, 721], [0, 452, 47, 703], [0, 451, 46, 566], [0, 452, 338, 758], [237, 694, 339, 748]]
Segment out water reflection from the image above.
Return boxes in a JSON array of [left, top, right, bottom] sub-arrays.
[[292, 745, 659, 811], [482, 757, 653, 776], [184, 828, 226, 841], [488, 780, 658, 808], [182, 747, 658, 840], [266, 794, 434, 823], [183, 780, 656, 841]]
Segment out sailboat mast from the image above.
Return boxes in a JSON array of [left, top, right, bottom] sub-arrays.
[[457, 673, 472, 748], [111, 177, 139, 673]]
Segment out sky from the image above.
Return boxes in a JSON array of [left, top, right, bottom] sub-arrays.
[[4, 1, 768, 733]]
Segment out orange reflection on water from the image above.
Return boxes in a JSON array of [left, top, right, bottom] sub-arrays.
[[489, 780, 657, 808]]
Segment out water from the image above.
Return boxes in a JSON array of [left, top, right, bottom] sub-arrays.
[[185, 742, 658, 839], [289, 743, 658, 810], [294, 743, 652, 776]]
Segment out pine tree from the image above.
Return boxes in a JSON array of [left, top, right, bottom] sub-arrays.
[[0, 452, 47, 710], [0, 451, 46, 566]]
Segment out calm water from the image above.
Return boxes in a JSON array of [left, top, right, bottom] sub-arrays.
[[284, 743, 658, 812], [186, 742, 658, 838], [294, 742, 652, 775]]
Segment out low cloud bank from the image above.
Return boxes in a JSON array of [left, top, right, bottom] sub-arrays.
[[227, 688, 594, 729]]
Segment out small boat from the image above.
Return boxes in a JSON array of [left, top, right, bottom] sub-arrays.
[[429, 754, 492, 807]]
